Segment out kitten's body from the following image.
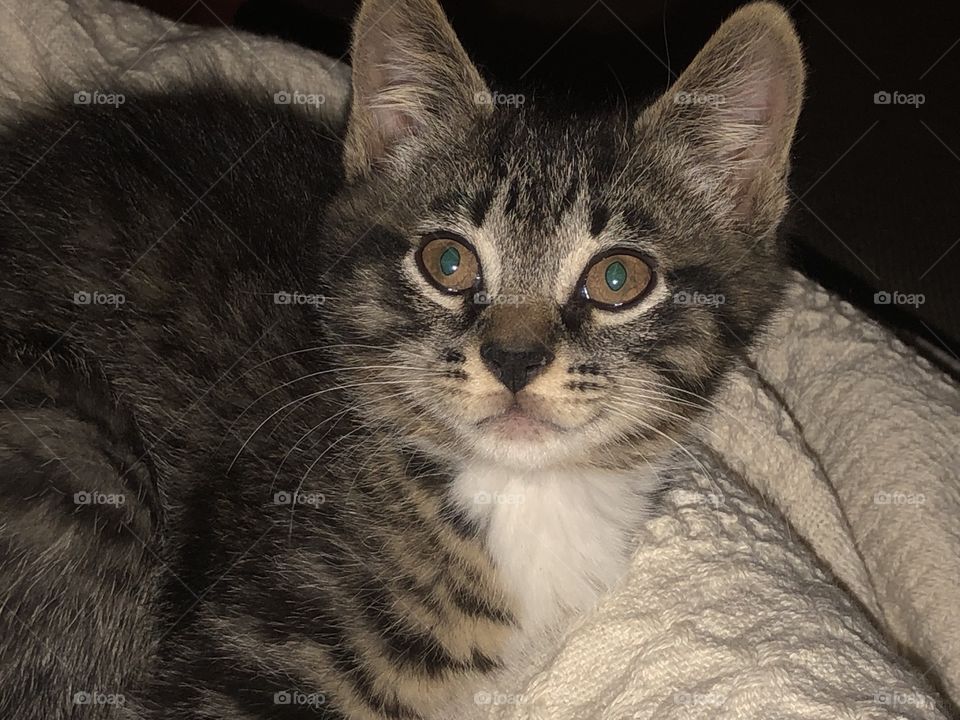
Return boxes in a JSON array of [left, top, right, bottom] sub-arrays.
[[0, 0, 804, 717], [0, 85, 647, 720]]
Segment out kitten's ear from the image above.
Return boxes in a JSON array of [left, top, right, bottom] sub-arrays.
[[343, 0, 491, 181], [637, 2, 805, 230]]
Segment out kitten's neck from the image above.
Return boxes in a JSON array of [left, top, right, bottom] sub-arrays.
[[450, 461, 661, 635]]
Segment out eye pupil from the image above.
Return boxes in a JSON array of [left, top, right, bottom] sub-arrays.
[[605, 261, 627, 291], [581, 251, 652, 310], [439, 247, 461, 276], [417, 235, 480, 294]]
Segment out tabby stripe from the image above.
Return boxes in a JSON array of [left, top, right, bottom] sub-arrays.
[[470, 648, 500, 673], [436, 496, 480, 540], [470, 188, 495, 228], [589, 204, 610, 237], [359, 587, 478, 677], [394, 572, 447, 615], [503, 177, 520, 216], [428, 190, 472, 218], [253, 580, 422, 720], [621, 206, 656, 235], [388, 496, 512, 625], [558, 174, 580, 219], [447, 581, 515, 625], [398, 485, 513, 624], [666, 263, 750, 351], [188, 657, 347, 720]]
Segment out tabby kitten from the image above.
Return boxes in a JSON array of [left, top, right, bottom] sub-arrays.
[[0, 0, 803, 717]]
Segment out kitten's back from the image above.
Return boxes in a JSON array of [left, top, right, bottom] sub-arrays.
[[0, 86, 345, 720]]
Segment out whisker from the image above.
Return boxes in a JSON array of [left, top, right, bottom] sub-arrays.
[[217, 365, 446, 455], [602, 406, 722, 504], [270, 388, 417, 492], [612, 375, 770, 448], [226, 379, 436, 474]]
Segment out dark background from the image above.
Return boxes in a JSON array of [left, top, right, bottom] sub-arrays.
[[129, 0, 960, 369]]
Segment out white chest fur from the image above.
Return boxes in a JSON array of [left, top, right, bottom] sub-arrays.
[[452, 464, 661, 635]]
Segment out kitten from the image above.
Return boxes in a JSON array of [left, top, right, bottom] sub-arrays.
[[0, 0, 803, 717]]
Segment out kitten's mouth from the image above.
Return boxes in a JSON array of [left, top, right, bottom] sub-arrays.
[[477, 404, 565, 441]]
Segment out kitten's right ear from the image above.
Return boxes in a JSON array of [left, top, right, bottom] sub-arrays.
[[343, 0, 491, 182], [637, 2, 805, 232]]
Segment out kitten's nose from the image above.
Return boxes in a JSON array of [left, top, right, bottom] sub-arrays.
[[480, 342, 555, 393]]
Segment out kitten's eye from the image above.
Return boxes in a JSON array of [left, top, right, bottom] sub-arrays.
[[417, 235, 481, 294], [580, 251, 653, 309]]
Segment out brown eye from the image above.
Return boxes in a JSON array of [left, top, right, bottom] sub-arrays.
[[581, 251, 653, 309], [417, 235, 481, 293]]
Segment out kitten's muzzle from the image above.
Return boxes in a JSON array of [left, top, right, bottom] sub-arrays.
[[480, 341, 554, 393]]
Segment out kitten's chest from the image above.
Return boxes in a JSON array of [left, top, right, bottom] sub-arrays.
[[452, 464, 658, 635]]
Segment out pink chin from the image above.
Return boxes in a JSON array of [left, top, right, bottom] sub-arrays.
[[480, 408, 561, 441]]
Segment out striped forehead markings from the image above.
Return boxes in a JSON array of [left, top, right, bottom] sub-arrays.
[[589, 204, 611, 237], [470, 187, 495, 228], [503, 177, 520, 216]]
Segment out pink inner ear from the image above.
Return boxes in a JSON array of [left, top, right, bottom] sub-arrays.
[[369, 95, 419, 157], [717, 57, 790, 215], [344, 0, 492, 178], [356, 31, 433, 163]]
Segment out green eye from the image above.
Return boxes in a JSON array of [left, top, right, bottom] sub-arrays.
[[439, 247, 461, 276], [605, 261, 627, 291]]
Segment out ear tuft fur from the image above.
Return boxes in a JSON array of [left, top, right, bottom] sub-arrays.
[[344, 0, 491, 181], [637, 2, 806, 229]]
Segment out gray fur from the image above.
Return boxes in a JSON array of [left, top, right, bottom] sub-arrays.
[[0, 1, 804, 718]]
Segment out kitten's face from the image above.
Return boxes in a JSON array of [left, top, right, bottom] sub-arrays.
[[328, 110, 785, 470], [324, 0, 803, 471]]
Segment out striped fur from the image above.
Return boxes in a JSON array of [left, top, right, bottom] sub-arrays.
[[0, 0, 803, 717]]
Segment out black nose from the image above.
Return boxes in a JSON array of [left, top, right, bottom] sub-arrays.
[[480, 342, 555, 393]]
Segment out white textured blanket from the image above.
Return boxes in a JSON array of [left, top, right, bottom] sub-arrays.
[[2, 1, 958, 717]]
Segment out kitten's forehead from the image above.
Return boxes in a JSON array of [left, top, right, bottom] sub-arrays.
[[476, 176, 596, 300], [425, 111, 656, 299]]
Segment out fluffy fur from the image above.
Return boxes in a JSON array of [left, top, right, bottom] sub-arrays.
[[0, 0, 804, 718], [452, 464, 660, 635]]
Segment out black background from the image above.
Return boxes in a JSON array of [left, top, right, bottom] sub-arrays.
[[130, 0, 960, 368]]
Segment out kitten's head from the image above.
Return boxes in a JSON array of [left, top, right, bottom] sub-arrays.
[[323, 0, 804, 471]]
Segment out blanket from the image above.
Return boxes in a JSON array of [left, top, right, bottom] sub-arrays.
[[2, 1, 958, 717]]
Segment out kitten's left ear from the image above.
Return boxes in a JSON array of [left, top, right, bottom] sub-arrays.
[[343, 0, 492, 181], [637, 2, 805, 230]]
